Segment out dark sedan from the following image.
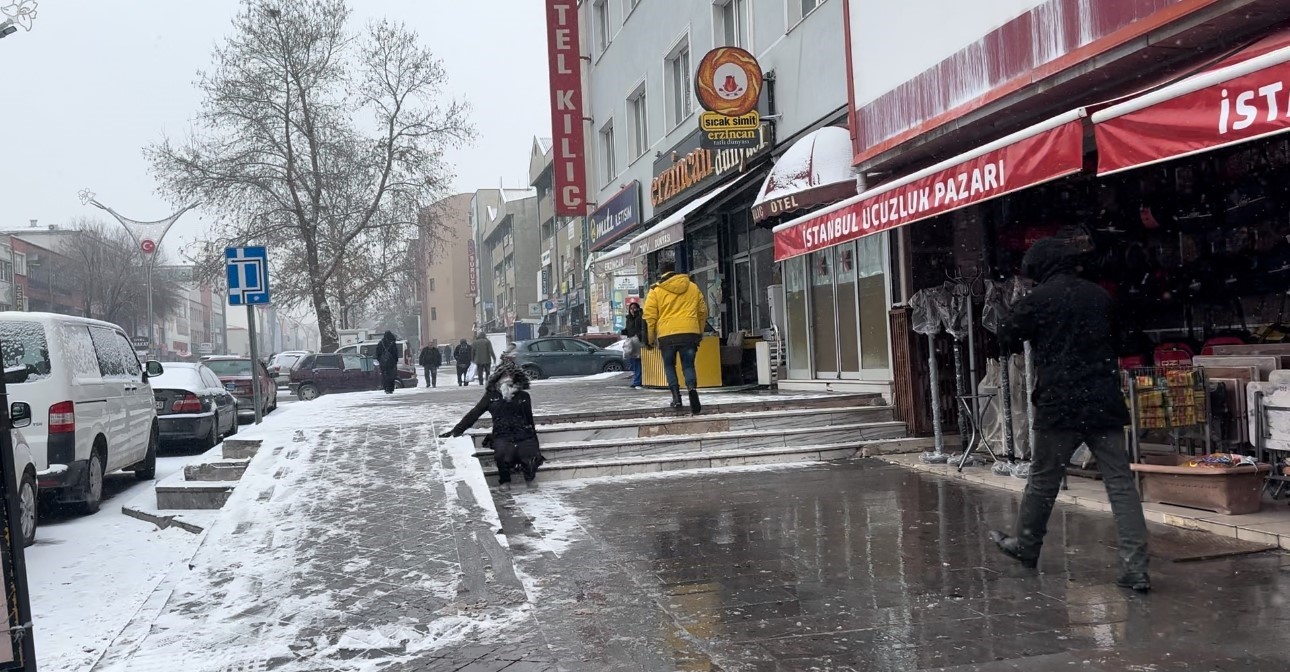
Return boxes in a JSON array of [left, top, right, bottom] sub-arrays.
[[289, 352, 417, 400], [204, 356, 279, 420], [151, 362, 239, 448], [501, 337, 626, 380]]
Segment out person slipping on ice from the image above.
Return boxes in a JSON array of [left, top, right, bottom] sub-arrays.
[[643, 261, 707, 415], [375, 331, 401, 395], [441, 362, 543, 492], [990, 236, 1150, 593]]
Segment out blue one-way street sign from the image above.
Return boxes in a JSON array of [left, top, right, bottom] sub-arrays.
[[226, 246, 271, 306]]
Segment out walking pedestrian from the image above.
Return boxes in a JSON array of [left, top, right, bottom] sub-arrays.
[[374, 331, 400, 394], [453, 338, 473, 386], [990, 237, 1149, 592], [643, 261, 707, 415], [419, 339, 442, 388], [472, 331, 496, 385], [621, 301, 647, 389], [441, 362, 543, 492]]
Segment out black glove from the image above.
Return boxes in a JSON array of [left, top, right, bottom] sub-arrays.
[[439, 430, 461, 439]]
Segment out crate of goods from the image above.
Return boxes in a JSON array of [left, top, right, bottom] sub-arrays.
[[1130, 454, 1270, 515]]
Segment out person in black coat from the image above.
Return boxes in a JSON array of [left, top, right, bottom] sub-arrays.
[[441, 362, 542, 491], [621, 301, 647, 389], [991, 237, 1150, 592], [374, 331, 400, 394], [419, 339, 442, 388], [453, 338, 473, 386]]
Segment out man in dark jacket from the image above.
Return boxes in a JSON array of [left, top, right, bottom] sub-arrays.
[[472, 332, 496, 385], [621, 301, 647, 389], [374, 331, 400, 394], [453, 338, 473, 386], [419, 339, 442, 388], [992, 237, 1149, 592]]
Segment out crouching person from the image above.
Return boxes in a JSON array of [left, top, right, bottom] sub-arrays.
[[441, 363, 543, 491]]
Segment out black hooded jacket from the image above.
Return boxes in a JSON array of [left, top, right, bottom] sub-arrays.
[[450, 365, 537, 441], [999, 238, 1128, 431], [374, 332, 399, 371], [419, 345, 442, 368], [622, 307, 647, 341]]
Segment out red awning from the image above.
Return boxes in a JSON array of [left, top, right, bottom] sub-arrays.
[[773, 112, 1085, 262], [1093, 27, 1290, 175]]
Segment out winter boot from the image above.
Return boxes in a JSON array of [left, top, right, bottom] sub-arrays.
[[989, 530, 1038, 569], [669, 385, 683, 409], [688, 389, 702, 415], [1116, 571, 1151, 593]]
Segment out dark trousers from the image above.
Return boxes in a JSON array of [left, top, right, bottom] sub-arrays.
[[380, 367, 397, 393], [476, 362, 492, 385], [1014, 428, 1148, 573], [456, 365, 469, 386], [661, 343, 699, 390], [424, 366, 437, 388], [629, 358, 642, 387], [493, 437, 541, 484]]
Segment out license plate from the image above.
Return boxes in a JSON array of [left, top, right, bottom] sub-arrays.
[[225, 383, 237, 391], [155, 400, 164, 410]]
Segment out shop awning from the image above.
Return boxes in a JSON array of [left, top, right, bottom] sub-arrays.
[[752, 126, 857, 225], [773, 111, 1086, 262], [1093, 27, 1290, 175], [630, 176, 744, 258], [591, 243, 633, 276]]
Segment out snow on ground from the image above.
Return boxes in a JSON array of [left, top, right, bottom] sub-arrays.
[[27, 454, 197, 672]]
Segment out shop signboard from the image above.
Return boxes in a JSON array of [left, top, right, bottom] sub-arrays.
[[545, 0, 588, 216], [695, 47, 764, 150], [773, 115, 1084, 261], [541, 249, 552, 267], [614, 276, 638, 290], [589, 182, 642, 252], [1093, 31, 1290, 175], [594, 249, 634, 276], [528, 303, 543, 318], [466, 240, 478, 297], [651, 121, 773, 210], [847, 0, 1223, 165]]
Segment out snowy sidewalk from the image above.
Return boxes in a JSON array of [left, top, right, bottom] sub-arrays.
[[91, 386, 551, 672]]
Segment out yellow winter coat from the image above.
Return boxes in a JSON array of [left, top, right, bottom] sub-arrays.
[[643, 272, 708, 345]]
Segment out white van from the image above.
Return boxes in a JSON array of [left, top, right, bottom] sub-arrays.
[[0, 313, 163, 525]]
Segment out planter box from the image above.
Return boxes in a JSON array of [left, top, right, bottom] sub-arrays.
[[1130, 457, 1271, 515]]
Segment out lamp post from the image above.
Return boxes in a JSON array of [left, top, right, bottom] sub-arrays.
[[79, 191, 197, 358]]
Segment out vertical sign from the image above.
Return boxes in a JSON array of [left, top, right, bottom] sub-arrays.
[[466, 240, 479, 298], [546, 0, 587, 216]]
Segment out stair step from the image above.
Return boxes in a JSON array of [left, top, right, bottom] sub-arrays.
[[473, 421, 906, 466], [468, 405, 895, 448], [483, 443, 863, 482], [155, 482, 237, 510], [476, 393, 884, 429]]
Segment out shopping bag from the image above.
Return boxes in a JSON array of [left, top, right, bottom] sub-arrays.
[[466, 363, 478, 380]]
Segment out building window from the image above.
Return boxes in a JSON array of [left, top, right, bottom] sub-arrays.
[[13, 252, 25, 277], [594, 0, 611, 55], [791, 0, 824, 24], [431, 307, 438, 321], [715, 0, 750, 49], [0, 259, 12, 284], [428, 278, 436, 292], [666, 41, 693, 128], [600, 119, 617, 185], [623, 0, 641, 19], [628, 85, 649, 158]]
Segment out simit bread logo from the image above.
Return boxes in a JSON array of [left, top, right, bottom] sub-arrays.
[[695, 47, 762, 118]]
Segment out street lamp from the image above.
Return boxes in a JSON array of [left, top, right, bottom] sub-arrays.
[[79, 190, 198, 358]]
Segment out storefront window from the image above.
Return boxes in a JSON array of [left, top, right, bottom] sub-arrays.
[[690, 224, 721, 333], [752, 246, 774, 331], [835, 242, 861, 375], [811, 249, 838, 376], [858, 235, 891, 371], [785, 256, 810, 374]]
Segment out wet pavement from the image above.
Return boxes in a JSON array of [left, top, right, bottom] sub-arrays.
[[500, 459, 1290, 671]]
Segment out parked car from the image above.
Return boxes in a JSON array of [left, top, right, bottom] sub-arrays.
[[0, 312, 163, 518], [267, 350, 311, 386], [501, 337, 626, 380], [336, 340, 417, 380], [578, 332, 621, 349], [150, 362, 239, 448], [203, 356, 279, 420], [289, 352, 417, 400]]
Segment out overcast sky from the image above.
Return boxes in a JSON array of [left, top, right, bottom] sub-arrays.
[[0, 0, 550, 256]]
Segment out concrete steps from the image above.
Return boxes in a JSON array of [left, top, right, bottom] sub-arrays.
[[476, 392, 884, 428], [484, 443, 867, 482], [123, 438, 264, 533]]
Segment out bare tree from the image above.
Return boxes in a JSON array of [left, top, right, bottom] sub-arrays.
[[148, 0, 472, 352], [59, 217, 182, 333]]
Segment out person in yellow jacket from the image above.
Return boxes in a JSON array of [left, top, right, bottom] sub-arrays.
[[643, 261, 708, 414]]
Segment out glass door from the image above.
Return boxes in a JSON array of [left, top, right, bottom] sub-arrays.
[[785, 256, 811, 379], [810, 249, 839, 378], [858, 234, 892, 379], [732, 256, 753, 334]]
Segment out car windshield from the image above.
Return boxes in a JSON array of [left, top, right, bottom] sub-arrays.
[[0, 321, 52, 384], [204, 359, 252, 377], [151, 367, 204, 390]]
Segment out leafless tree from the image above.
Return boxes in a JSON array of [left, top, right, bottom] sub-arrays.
[[59, 217, 182, 333], [148, 0, 473, 352]]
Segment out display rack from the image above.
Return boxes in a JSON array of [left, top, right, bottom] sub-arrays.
[[1124, 365, 1212, 464]]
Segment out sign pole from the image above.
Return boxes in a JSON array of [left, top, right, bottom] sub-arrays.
[[246, 305, 263, 425], [0, 364, 37, 671]]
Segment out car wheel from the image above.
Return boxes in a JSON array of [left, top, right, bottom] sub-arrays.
[[19, 470, 36, 547], [394, 379, 405, 389], [603, 361, 624, 373], [201, 414, 220, 451], [522, 365, 544, 380], [78, 449, 105, 515], [299, 383, 321, 401], [135, 424, 159, 481]]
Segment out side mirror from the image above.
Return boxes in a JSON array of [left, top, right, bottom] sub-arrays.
[[9, 402, 31, 429], [145, 360, 165, 377]]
